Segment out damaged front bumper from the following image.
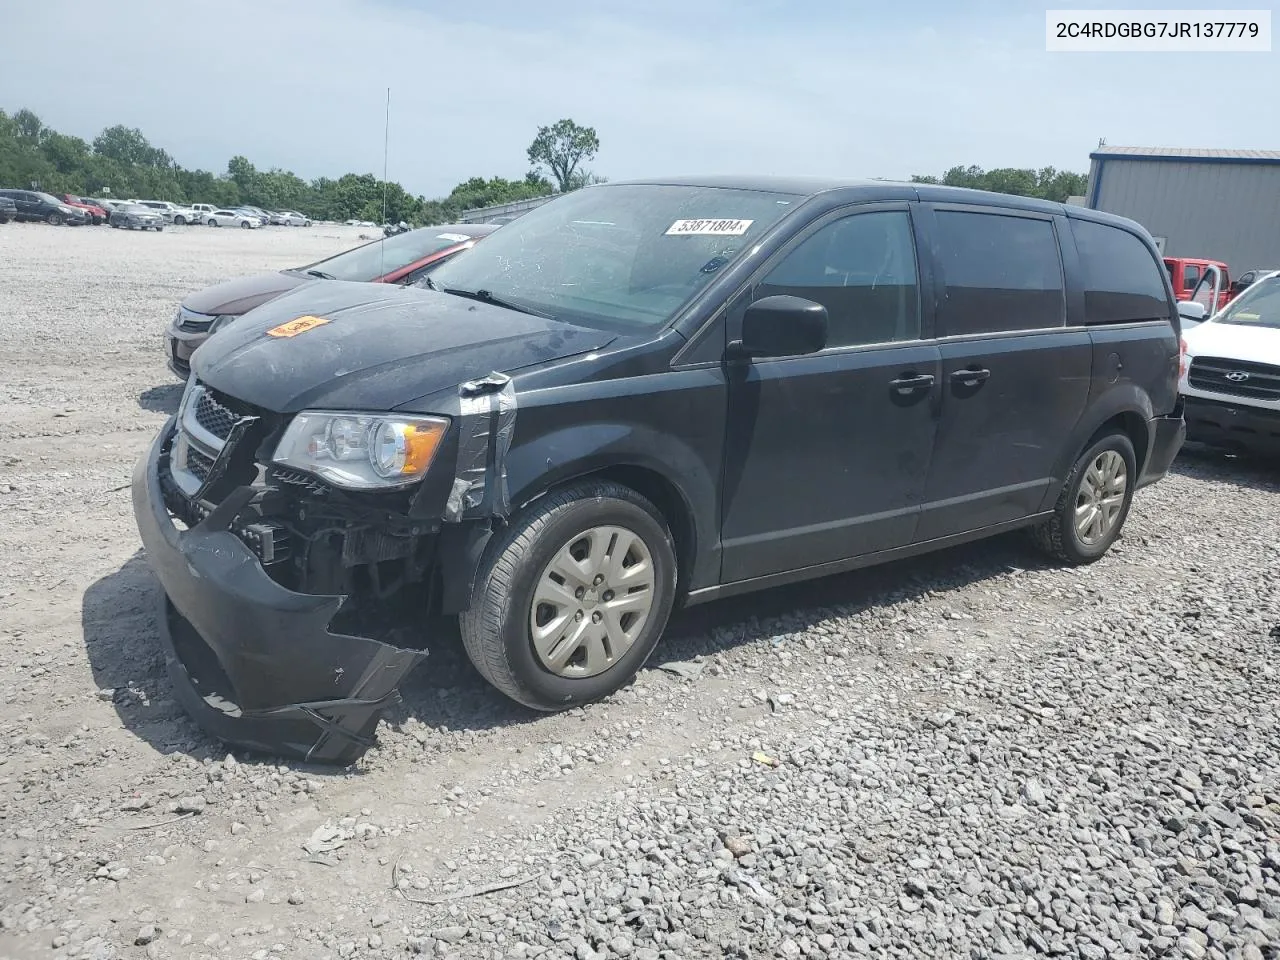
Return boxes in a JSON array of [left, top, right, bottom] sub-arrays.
[[130, 419, 427, 764]]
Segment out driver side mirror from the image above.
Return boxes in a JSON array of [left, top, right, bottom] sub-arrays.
[[730, 295, 828, 360]]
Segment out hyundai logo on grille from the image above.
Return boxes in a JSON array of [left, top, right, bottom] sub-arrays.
[[1224, 371, 1250, 382]]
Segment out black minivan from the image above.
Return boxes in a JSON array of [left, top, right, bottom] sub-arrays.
[[132, 176, 1185, 762]]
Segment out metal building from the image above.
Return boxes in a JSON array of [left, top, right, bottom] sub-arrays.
[[1086, 146, 1280, 271]]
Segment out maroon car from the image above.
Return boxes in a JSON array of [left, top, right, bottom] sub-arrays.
[[59, 194, 108, 224], [165, 223, 498, 378]]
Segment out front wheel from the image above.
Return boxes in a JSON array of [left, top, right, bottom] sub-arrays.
[[1031, 431, 1137, 565], [173, 215, 185, 225], [240, 220, 251, 229], [155, 225, 164, 232], [47, 212, 64, 226], [208, 218, 218, 227], [460, 480, 678, 711]]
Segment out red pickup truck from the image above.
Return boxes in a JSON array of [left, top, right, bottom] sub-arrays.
[[59, 194, 108, 225], [1164, 257, 1232, 311]]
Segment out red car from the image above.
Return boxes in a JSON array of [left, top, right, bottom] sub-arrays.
[[59, 194, 108, 225], [1164, 257, 1232, 311], [164, 222, 499, 378]]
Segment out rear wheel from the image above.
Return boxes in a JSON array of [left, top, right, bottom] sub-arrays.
[[460, 480, 678, 711], [1031, 431, 1137, 565]]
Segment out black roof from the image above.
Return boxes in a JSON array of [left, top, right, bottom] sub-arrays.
[[601, 174, 1077, 217]]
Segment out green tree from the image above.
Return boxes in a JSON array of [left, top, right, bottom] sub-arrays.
[[910, 164, 1088, 203], [94, 124, 163, 167], [527, 119, 600, 193], [13, 108, 45, 144]]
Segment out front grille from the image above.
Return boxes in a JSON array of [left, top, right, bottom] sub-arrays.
[[194, 389, 240, 441], [1188, 356, 1280, 402], [186, 444, 215, 483], [179, 315, 212, 333]]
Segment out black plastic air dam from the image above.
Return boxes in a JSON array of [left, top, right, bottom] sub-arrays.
[[131, 418, 427, 764]]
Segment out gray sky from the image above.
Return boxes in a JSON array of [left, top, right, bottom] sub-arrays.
[[6, 0, 1276, 197]]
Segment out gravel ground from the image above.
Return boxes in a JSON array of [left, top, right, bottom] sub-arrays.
[[1, 220, 1278, 960]]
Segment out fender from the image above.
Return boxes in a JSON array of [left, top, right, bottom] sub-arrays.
[[502, 420, 720, 590], [1038, 380, 1154, 512]]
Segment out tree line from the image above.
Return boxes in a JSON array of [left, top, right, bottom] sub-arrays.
[[909, 165, 1088, 202], [0, 108, 602, 225], [1, 106, 1090, 227]]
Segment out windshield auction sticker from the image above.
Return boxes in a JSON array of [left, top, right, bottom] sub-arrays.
[[267, 315, 332, 338], [665, 219, 755, 237]]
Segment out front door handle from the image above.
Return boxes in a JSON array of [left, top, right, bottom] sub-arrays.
[[889, 373, 936, 394], [950, 367, 991, 387]]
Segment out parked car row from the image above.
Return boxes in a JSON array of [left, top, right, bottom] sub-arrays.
[[134, 176, 1192, 764], [0, 190, 318, 230], [0, 189, 95, 225]]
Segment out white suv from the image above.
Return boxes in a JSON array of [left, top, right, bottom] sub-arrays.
[[1179, 270, 1280, 457], [136, 200, 199, 226]]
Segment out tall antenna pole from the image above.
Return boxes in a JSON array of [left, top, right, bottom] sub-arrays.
[[381, 86, 391, 276]]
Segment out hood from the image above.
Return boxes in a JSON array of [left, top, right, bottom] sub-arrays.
[[182, 271, 309, 316], [1185, 320, 1280, 363], [193, 280, 617, 413]]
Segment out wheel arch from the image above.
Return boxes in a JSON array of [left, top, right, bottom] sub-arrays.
[[1040, 386, 1154, 512]]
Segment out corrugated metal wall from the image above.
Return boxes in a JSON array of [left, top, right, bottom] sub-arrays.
[[1089, 159, 1280, 272]]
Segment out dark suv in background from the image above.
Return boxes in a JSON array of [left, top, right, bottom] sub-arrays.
[[132, 176, 1184, 763], [0, 189, 88, 225]]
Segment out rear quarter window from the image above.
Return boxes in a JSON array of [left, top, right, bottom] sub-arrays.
[[1070, 219, 1171, 324]]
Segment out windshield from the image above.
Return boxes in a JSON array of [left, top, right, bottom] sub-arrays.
[[300, 229, 476, 281], [1211, 276, 1280, 329], [38, 192, 63, 205], [118, 204, 149, 213], [424, 184, 799, 330]]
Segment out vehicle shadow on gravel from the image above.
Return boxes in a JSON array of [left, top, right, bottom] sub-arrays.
[[1173, 444, 1280, 492], [83, 533, 1056, 766], [138, 383, 184, 415], [81, 553, 208, 758]]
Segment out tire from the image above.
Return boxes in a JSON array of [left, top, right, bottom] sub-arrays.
[[110, 221, 118, 228], [240, 220, 251, 229], [208, 218, 218, 227], [47, 212, 64, 226], [460, 480, 678, 711], [155, 225, 164, 232], [1031, 431, 1137, 565], [173, 215, 185, 225]]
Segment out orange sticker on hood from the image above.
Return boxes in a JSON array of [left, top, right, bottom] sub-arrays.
[[267, 315, 331, 338]]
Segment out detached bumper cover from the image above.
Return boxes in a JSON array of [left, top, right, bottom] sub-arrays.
[[1136, 408, 1187, 489], [131, 420, 426, 764]]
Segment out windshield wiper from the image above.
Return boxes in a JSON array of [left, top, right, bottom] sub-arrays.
[[418, 275, 437, 290], [442, 287, 554, 320], [306, 269, 337, 280]]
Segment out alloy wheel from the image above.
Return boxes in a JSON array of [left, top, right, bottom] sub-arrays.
[[1075, 449, 1127, 545]]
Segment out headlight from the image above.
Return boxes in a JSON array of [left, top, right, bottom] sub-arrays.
[[208, 314, 238, 334], [272, 411, 449, 490]]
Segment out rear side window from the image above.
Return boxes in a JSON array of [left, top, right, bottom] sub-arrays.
[[932, 211, 1064, 336], [1070, 219, 1171, 324], [1183, 264, 1200, 289]]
